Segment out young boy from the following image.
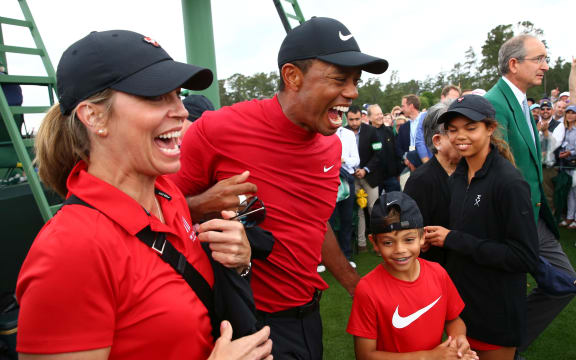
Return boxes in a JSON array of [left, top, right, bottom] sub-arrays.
[[347, 192, 477, 360]]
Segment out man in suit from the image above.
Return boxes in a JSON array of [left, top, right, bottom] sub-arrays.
[[485, 34, 576, 356], [367, 104, 401, 193], [346, 105, 382, 251]]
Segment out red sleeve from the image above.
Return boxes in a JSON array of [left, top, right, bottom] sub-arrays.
[[16, 215, 119, 353], [346, 278, 378, 339], [169, 116, 217, 196], [443, 268, 465, 321]]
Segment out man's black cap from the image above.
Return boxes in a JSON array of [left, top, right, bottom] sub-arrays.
[[182, 94, 215, 122], [57, 30, 214, 115], [539, 99, 553, 109], [277, 17, 388, 74], [437, 94, 495, 124], [370, 192, 423, 234]]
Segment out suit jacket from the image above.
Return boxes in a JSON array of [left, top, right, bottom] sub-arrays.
[[347, 123, 383, 188], [396, 121, 411, 158], [374, 126, 402, 178], [485, 78, 558, 238]]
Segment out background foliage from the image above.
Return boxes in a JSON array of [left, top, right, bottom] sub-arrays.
[[218, 21, 572, 111]]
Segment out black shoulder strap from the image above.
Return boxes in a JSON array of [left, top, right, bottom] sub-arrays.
[[63, 194, 214, 316]]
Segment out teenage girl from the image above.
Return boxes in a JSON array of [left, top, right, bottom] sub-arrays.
[[424, 95, 539, 360]]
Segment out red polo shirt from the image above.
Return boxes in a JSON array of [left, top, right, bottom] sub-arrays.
[[17, 161, 214, 358], [171, 96, 341, 312]]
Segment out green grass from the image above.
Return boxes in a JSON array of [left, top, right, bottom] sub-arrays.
[[320, 229, 576, 359]]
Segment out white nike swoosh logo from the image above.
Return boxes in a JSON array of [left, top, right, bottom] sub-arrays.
[[386, 200, 398, 206], [392, 296, 441, 329], [339, 31, 353, 41], [324, 165, 335, 172]]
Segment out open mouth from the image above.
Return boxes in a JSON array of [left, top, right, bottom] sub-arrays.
[[456, 143, 471, 151], [393, 256, 410, 264], [154, 130, 181, 155], [328, 105, 349, 127]]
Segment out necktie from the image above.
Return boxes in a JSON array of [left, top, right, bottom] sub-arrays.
[[522, 98, 536, 145]]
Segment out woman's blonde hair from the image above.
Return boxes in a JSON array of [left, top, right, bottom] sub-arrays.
[[35, 89, 115, 197]]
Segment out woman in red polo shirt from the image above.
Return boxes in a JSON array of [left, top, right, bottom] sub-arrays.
[[16, 30, 271, 360]]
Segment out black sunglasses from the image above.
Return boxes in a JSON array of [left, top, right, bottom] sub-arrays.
[[230, 196, 266, 228]]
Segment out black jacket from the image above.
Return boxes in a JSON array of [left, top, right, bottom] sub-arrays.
[[347, 123, 383, 187], [444, 146, 539, 346], [374, 125, 402, 178]]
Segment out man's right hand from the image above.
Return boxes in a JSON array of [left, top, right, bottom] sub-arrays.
[[186, 171, 257, 222]]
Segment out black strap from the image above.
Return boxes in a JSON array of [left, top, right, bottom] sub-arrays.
[[62, 194, 215, 317]]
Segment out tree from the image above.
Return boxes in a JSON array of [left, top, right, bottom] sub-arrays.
[[478, 24, 514, 89], [219, 72, 279, 106]]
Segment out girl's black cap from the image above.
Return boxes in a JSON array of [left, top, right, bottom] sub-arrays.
[[437, 94, 496, 124], [57, 30, 214, 115], [277, 17, 388, 74]]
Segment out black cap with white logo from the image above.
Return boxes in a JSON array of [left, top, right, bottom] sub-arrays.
[[437, 94, 496, 124], [371, 192, 423, 234], [57, 30, 214, 115], [277, 17, 388, 74]]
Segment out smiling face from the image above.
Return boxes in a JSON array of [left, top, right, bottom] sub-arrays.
[[540, 106, 552, 121], [446, 116, 494, 161], [288, 60, 361, 136], [371, 229, 424, 281], [96, 89, 187, 179]]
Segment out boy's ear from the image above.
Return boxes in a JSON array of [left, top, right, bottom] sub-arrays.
[[368, 234, 376, 249]]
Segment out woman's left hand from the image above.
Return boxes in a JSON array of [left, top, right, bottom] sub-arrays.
[[424, 225, 451, 248], [197, 210, 251, 271]]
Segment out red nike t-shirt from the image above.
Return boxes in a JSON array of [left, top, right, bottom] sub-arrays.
[[347, 259, 464, 352], [170, 96, 341, 312]]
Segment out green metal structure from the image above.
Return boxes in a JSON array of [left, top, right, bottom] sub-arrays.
[[273, 0, 306, 32], [0, 0, 58, 223]]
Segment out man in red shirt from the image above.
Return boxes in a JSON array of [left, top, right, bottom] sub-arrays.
[[171, 17, 388, 359]]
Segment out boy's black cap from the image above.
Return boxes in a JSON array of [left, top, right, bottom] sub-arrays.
[[437, 94, 495, 124], [182, 94, 215, 122], [277, 17, 388, 74], [370, 192, 423, 234], [57, 30, 213, 115]]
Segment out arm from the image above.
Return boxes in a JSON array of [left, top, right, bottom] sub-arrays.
[[323, 223, 360, 296], [444, 317, 470, 358], [354, 336, 460, 360], [415, 119, 430, 163], [569, 57, 575, 105], [186, 171, 258, 222]]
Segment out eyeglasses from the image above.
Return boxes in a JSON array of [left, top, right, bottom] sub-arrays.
[[518, 55, 550, 64], [230, 196, 266, 228]]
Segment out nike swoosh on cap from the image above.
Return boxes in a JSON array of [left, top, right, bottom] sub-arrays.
[[386, 200, 398, 206], [324, 165, 335, 172], [392, 296, 441, 329], [339, 31, 353, 41]]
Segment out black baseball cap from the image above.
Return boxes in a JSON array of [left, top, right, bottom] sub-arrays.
[[437, 94, 495, 124], [57, 30, 214, 115], [539, 99, 553, 109], [277, 17, 388, 74], [371, 192, 423, 234], [182, 94, 215, 122]]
